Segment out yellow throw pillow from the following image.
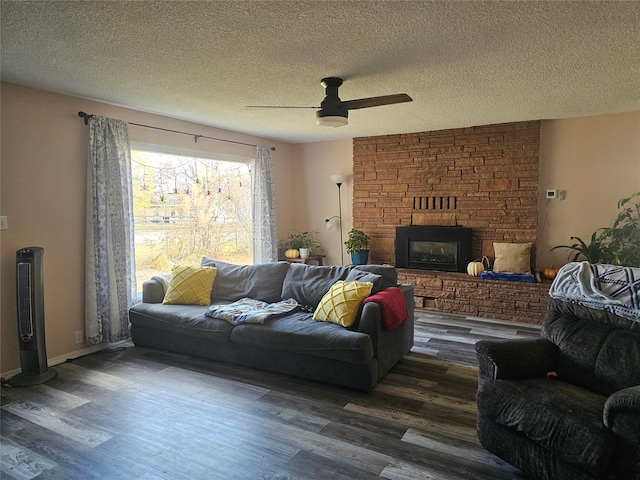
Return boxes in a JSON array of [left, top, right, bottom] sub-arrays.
[[313, 280, 373, 327], [162, 265, 217, 305]]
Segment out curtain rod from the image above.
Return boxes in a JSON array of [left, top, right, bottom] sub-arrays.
[[77, 112, 275, 151]]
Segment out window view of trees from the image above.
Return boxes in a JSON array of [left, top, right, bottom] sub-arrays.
[[132, 150, 253, 289]]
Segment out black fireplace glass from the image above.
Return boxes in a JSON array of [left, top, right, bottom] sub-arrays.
[[410, 240, 458, 269], [396, 226, 472, 272]]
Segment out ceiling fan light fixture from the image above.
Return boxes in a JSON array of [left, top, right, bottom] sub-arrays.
[[251, 77, 410, 128], [316, 115, 348, 127]]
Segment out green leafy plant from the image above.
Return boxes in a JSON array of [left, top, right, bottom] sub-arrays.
[[550, 228, 610, 264], [600, 192, 640, 267], [551, 192, 640, 267], [288, 231, 321, 251], [344, 228, 370, 254]]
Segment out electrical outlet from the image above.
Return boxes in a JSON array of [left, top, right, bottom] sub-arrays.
[[0, 216, 7, 230], [75, 331, 83, 344]]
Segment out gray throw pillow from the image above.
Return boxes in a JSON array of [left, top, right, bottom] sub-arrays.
[[344, 269, 383, 293], [281, 263, 351, 310], [201, 257, 290, 303], [351, 264, 398, 290]]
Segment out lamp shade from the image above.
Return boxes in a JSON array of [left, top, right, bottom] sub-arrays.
[[330, 174, 347, 185], [325, 217, 340, 230]]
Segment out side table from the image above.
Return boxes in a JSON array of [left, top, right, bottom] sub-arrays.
[[279, 254, 326, 266]]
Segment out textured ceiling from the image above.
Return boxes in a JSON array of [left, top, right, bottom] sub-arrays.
[[2, 1, 639, 144]]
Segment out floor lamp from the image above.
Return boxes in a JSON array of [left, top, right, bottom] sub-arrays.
[[325, 174, 346, 265]]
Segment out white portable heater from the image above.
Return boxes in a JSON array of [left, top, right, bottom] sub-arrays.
[[8, 247, 57, 386]]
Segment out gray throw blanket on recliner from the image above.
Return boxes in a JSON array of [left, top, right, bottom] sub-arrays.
[[548, 261, 640, 322]]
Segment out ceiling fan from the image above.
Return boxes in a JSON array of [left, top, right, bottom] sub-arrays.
[[247, 77, 413, 127]]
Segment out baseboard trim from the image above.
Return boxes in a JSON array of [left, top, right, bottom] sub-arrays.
[[1, 340, 131, 379]]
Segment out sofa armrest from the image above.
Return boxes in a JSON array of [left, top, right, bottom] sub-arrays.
[[357, 285, 414, 342], [604, 385, 640, 429], [142, 278, 166, 304], [603, 385, 640, 479], [475, 338, 558, 380], [357, 284, 414, 377]]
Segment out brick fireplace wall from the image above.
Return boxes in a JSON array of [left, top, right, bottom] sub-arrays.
[[353, 120, 549, 323], [353, 120, 541, 263]]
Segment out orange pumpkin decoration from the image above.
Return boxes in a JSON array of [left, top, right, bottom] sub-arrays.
[[543, 266, 558, 280]]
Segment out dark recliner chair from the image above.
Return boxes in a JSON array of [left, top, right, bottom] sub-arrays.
[[476, 295, 640, 480]]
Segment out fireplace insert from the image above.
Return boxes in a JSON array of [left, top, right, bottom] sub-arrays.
[[395, 226, 472, 272]]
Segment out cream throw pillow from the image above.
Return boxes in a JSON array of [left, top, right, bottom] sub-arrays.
[[163, 265, 217, 305], [313, 280, 373, 327], [492, 243, 533, 274]]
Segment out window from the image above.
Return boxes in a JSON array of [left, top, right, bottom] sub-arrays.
[[131, 148, 252, 289]]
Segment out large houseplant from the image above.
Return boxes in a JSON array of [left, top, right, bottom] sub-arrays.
[[551, 192, 640, 267], [344, 228, 371, 265], [601, 192, 640, 267]]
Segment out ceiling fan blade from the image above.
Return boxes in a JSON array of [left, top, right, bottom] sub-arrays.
[[246, 105, 318, 109], [343, 93, 413, 111]]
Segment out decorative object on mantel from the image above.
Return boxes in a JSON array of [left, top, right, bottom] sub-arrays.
[[480, 271, 537, 283], [492, 242, 533, 274], [542, 266, 558, 280], [551, 192, 640, 268], [467, 261, 484, 276], [467, 256, 491, 276], [344, 228, 370, 265]]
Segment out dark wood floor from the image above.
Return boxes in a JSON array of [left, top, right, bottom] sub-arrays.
[[1, 310, 541, 480]]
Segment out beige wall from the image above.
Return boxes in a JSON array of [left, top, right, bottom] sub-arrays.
[[537, 111, 640, 269], [0, 83, 299, 374], [293, 141, 353, 266], [1, 81, 638, 375], [280, 112, 640, 270]]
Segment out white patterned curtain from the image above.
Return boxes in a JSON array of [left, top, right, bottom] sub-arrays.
[[85, 116, 136, 344], [252, 146, 278, 263]]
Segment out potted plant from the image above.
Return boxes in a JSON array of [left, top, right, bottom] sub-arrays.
[[550, 228, 610, 264], [550, 192, 640, 267], [600, 192, 640, 267], [288, 231, 321, 259], [344, 228, 370, 265]]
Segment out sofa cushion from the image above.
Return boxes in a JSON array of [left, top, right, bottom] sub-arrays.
[[230, 311, 374, 365], [162, 265, 217, 305], [313, 280, 373, 327], [129, 303, 233, 342], [477, 377, 615, 472], [281, 263, 351, 309], [201, 258, 290, 303]]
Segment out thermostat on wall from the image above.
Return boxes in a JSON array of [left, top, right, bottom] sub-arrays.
[[546, 189, 557, 199]]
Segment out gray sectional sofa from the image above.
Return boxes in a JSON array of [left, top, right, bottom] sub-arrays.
[[128, 259, 414, 391]]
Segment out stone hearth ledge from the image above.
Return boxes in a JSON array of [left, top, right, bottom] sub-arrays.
[[397, 269, 550, 324]]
